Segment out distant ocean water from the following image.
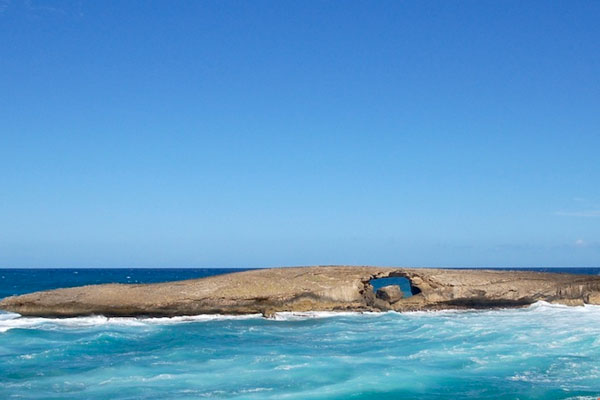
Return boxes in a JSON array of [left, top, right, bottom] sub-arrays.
[[1, 267, 600, 399]]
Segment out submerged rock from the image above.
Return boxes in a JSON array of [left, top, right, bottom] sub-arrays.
[[1, 266, 600, 317]]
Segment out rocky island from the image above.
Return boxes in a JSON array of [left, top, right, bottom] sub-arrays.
[[1, 266, 600, 318]]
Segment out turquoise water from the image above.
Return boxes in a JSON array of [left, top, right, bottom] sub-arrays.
[[1, 269, 600, 399]]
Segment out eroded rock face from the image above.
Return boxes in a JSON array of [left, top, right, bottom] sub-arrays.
[[376, 285, 403, 303], [1, 266, 600, 317]]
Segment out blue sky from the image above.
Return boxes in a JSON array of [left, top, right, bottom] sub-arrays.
[[1, 1, 599, 268]]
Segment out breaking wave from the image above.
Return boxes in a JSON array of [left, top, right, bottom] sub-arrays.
[[2, 301, 600, 333]]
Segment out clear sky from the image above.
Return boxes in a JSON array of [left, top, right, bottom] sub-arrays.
[[1, 1, 599, 268]]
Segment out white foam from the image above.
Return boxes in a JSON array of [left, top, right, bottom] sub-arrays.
[[2, 301, 600, 333], [526, 300, 600, 313], [0, 312, 263, 333], [0, 311, 20, 321], [0, 311, 385, 332], [269, 311, 378, 321]]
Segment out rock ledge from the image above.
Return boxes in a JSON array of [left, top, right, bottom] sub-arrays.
[[1, 266, 599, 317]]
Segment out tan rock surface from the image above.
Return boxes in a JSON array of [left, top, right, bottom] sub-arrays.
[[376, 285, 404, 303], [1, 266, 600, 317]]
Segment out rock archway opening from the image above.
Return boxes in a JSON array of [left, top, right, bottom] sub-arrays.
[[369, 276, 418, 301]]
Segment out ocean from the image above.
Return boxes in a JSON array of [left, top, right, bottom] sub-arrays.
[[1, 267, 599, 399]]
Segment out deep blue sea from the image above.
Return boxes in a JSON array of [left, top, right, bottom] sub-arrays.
[[1, 267, 600, 399]]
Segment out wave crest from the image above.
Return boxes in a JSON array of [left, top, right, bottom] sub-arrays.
[[2, 301, 600, 333]]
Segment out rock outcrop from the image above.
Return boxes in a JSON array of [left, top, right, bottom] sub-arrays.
[[376, 285, 403, 303], [1, 266, 600, 317]]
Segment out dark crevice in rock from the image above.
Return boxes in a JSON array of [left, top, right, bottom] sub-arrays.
[[440, 298, 535, 309]]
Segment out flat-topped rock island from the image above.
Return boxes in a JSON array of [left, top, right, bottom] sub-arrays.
[[2, 266, 600, 317]]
